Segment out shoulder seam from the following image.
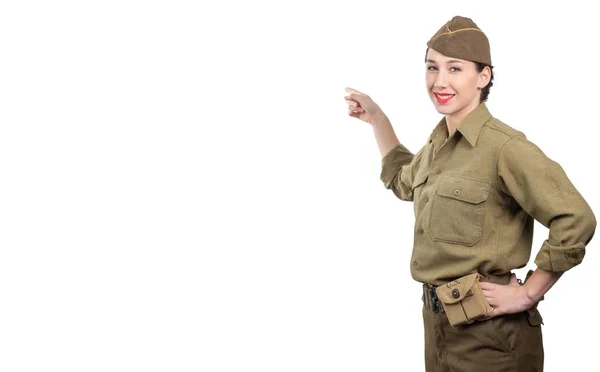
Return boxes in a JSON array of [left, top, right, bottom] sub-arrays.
[[483, 117, 522, 137]]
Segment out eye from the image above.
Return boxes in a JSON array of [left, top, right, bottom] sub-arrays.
[[449, 66, 461, 72], [427, 65, 437, 71]]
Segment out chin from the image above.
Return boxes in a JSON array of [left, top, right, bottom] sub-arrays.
[[431, 102, 455, 115]]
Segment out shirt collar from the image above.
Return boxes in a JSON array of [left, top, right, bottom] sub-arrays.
[[428, 102, 492, 147]]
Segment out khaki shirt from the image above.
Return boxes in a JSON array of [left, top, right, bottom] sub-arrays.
[[381, 103, 596, 286]]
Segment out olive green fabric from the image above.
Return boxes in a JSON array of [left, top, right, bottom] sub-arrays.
[[423, 305, 544, 371], [427, 15, 492, 66], [380, 103, 596, 286]]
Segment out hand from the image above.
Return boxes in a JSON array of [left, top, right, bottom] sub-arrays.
[[344, 87, 385, 126], [479, 274, 534, 319]]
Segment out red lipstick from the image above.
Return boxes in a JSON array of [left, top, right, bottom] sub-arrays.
[[434, 93, 455, 104]]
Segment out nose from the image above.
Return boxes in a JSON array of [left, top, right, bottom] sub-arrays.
[[434, 70, 448, 89]]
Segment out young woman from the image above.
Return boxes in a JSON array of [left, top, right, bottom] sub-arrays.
[[344, 16, 596, 371]]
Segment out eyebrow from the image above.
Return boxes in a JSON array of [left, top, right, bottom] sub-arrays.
[[426, 59, 465, 64]]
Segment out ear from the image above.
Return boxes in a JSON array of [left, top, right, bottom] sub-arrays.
[[478, 66, 492, 89]]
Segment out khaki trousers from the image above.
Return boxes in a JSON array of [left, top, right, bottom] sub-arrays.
[[422, 305, 544, 371]]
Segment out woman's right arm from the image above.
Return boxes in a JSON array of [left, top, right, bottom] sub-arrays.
[[344, 87, 400, 157], [344, 87, 422, 201]]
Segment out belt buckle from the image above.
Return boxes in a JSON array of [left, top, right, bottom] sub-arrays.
[[424, 285, 440, 313], [431, 286, 440, 313]]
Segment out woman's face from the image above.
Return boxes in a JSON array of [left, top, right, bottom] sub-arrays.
[[425, 48, 490, 118]]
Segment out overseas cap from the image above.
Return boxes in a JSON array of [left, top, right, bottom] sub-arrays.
[[426, 16, 492, 66]]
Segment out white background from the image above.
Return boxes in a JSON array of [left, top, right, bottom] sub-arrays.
[[1, 1, 598, 371]]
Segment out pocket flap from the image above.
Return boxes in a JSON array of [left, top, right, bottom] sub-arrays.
[[411, 171, 429, 190], [435, 273, 479, 304], [526, 307, 544, 326], [436, 175, 491, 204]]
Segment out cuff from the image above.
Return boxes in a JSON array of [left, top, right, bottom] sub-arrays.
[[380, 144, 413, 189], [534, 240, 586, 272]]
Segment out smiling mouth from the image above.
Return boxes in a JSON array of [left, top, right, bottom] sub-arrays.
[[434, 93, 455, 103]]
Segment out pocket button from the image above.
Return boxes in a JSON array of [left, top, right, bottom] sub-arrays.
[[454, 189, 461, 196], [452, 289, 460, 298]]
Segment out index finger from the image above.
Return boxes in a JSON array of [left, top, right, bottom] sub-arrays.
[[478, 281, 498, 290], [345, 87, 365, 96]]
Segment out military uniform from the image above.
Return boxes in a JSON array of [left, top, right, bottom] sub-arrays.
[[381, 102, 595, 286], [381, 15, 597, 371]]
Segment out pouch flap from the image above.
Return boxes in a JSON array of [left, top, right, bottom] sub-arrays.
[[436, 175, 491, 204], [435, 273, 479, 304]]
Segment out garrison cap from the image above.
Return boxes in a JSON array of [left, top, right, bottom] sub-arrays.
[[426, 16, 492, 66]]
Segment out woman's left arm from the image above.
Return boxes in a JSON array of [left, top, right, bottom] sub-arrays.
[[480, 268, 562, 316], [522, 268, 563, 304], [481, 134, 596, 316]]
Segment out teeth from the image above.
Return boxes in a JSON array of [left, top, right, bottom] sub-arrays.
[[436, 94, 453, 99]]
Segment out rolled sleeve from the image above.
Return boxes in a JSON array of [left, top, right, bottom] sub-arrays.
[[380, 143, 422, 201], [534, 241, 587, 272], [497, 135, 597, 272]]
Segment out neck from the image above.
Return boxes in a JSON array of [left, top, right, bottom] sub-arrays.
[[445, 100, 482, 138]]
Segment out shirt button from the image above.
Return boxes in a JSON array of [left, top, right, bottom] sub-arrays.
[[413, 261, 419, 267], [417, 228, 424, 235], [434, 168, 441, 175], [423, 196, 429, 203], [454, 189, 461, 196]]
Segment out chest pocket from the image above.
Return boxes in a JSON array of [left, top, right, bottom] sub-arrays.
[[429, 175, 491, 246]]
